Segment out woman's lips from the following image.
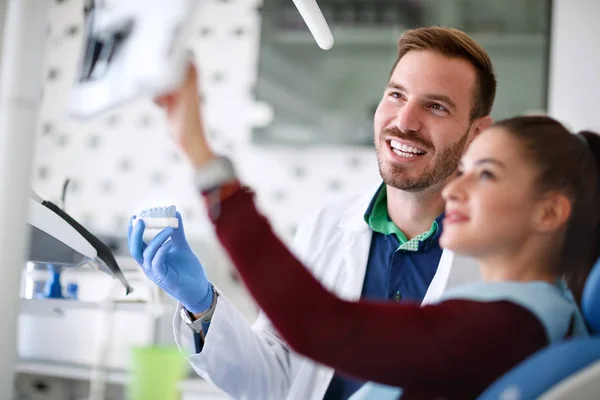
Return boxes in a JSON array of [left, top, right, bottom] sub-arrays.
[[444, 211, 469, 224]]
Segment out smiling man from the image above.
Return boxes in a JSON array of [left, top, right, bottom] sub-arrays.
[[156, 27, 498, 400]]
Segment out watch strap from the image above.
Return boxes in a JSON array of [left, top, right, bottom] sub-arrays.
[[193, 156, 236, 193]]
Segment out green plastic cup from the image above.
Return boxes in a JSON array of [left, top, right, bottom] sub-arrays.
[[128, 346, 187, 400]]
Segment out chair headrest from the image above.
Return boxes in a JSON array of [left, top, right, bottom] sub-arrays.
[[582, 258, 600, 334]]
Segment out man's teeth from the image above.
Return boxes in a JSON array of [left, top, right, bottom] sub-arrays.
[[393, 149, 416, 158], [389, 140, 425, 156]]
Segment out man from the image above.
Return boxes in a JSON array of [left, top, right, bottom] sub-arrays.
[[129, 26, 496, 400]]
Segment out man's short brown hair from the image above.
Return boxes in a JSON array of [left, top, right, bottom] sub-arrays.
[[391, 27, 496, 120]]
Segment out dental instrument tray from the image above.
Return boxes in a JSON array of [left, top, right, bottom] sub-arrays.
[[28, 191, 133, 294]]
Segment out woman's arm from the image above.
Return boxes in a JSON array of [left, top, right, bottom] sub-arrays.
[[205, 186, 548, 393], [154, 63, 547, 394]]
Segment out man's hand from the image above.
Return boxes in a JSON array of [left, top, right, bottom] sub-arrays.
[[128, 212, 214, 314]]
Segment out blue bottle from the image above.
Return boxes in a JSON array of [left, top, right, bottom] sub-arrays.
[[43, 264, 64, 299], [66, 283, 79, 300]]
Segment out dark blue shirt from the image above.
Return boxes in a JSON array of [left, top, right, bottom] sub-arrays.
[[323, 185, 444, 400]]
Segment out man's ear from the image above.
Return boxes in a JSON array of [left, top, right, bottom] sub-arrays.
[[472, 115, 493, 138]]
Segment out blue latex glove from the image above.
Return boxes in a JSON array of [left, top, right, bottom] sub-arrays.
[[128, 212, 213, 314]]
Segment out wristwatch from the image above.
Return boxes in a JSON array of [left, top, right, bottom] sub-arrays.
[[194, 156, 236, 193], [180, 288, 219, 334]]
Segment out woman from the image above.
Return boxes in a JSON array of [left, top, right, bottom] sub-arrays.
[[145, 66, 600, 399]]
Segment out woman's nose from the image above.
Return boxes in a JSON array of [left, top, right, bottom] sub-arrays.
[[442, 174, 469, 202]]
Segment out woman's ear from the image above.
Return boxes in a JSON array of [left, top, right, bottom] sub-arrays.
[[534, 192, 572, 233]]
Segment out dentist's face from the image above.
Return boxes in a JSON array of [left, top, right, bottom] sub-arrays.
[[374, 50, 482, 192]]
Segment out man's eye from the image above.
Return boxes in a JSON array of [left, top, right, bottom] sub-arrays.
[[430, 103, 448, 112]]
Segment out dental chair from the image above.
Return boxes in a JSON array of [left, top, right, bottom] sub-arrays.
[[478, 259, 600, 399]]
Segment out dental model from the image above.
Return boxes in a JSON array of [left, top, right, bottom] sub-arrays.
[[133, 205, 179, 229]]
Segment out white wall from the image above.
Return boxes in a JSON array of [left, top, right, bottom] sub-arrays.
[[30, 0, 266, 318], [549, 0, 600, 132], [17, 2, 263, 398]]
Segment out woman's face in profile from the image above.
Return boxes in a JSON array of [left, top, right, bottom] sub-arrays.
[[439, 127, 543, 259]]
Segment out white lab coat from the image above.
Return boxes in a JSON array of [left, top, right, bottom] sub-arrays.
[[173, 184, 482, 400]]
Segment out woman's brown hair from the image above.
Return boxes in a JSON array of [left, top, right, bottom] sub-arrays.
[[494, 116, 600, 302]]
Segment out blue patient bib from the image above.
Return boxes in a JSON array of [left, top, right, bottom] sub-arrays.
[[349, 280, 588, 400]]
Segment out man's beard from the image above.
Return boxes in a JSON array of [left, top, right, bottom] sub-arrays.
[[375, 127, 471, 192]]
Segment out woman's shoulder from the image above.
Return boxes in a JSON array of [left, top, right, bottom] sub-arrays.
[[440, 280, 588, 342]]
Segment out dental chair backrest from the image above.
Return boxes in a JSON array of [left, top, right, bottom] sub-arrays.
[[478, 258, 600, 399], [582, 257, 600, 334]]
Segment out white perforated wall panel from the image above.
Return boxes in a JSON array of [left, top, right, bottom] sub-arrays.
[[33, 0, 380, 246]]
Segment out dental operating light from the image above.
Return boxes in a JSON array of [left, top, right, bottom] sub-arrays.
[[68, 0, 333, 118]]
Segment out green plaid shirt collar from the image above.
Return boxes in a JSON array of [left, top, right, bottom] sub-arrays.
[[364, 184, 439, 251]]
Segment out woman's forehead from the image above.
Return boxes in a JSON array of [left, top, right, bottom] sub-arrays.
[[463, 127, 528, 168]]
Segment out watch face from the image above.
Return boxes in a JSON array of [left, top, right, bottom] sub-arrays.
[[181, 308, 202, 333], [180, 308, 192, 323]]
